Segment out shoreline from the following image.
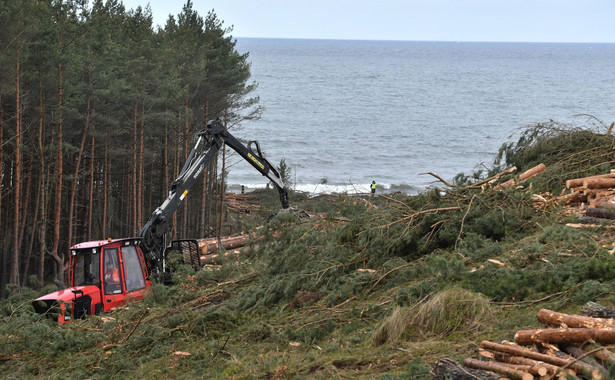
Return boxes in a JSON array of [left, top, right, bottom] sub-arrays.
[[226, 182, 423, 196]]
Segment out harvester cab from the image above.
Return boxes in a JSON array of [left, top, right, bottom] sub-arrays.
[[33, 239, 152, 324]]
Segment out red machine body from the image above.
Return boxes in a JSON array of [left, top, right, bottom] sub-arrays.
[[33, 238, 152, 324]]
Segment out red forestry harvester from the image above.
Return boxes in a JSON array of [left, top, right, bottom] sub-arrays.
[[33, 119, 291, 324]]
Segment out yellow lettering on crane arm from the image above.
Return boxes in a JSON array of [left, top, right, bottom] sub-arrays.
[[248, 153, 265, 170], [179, 190, 189, 201]]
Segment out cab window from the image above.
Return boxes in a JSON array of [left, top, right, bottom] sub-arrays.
[[74, 249, 100, 286], [103, 248, 122, 295], [122, 245, 146, 292]]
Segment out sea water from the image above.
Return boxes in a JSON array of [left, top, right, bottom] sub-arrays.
[[227, 38, 615, 194]]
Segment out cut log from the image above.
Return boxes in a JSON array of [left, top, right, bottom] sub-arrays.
[[518, 163, 547, 181], [566, 223, 615, 230], [493, 352, 556, 376], [481, 340, 591, 376], [577, 215, 615, 225], [585, 207, 615, 220], [593, 198, 615, 210], [583, 343, 615, 367], [566, 174, 615, 189], [200, 248, 243, 265], [537, 341, 605, 380], [515, 327, 615, 346], [197, 234, 251, 255], [537, 309, 615, 329], [561, 344, 607, 376], [432, 357, 499, 380], [588, 194, 615, 207], [561, 191, 587, 205], [581, 302, 615, 319], [478, 349, 495, 360], [498, 163, 546, 190], [224, 193, 262, 213], [482, 341, 567, 366], [463, 358, 533, 380], [583, 178, 615, 189]]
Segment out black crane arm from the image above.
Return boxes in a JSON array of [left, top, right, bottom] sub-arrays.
[[139, 119, 290, 273]]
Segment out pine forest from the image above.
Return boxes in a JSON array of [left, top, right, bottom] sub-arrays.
[[0, 0, 261, 295]]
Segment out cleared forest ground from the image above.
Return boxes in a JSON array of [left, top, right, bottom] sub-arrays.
[[2, 121, 615, 379]]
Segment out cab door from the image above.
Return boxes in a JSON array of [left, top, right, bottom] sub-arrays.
[[101, 245, 125, 312], [120, 244, 149, 301]]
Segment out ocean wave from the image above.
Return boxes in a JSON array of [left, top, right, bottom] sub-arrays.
[[227, 182, 421, 195]]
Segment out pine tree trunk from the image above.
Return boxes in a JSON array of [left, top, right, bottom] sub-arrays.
[[138, 98, 145, 229], [219, 142, 226, 236], [163, 116, 169, 203], [200, 100, 209, 236], [208, 156, 218, 234], [103, 125, 109, 237], [38, 170, 48, 286], [182, 99, 189, 237], [19, 154, 36, 249], [18, 157, 33, 246], [67, 68, 91, 249], [0, 96, 4, 293], [50, 59, 65, 280], [124, 160, 131, 236], [132, 100, 138, 236], [36, 73, 47, 286], [218, 113, 227, 236], [12, 43, 22, 285], [87, 137, 95, 240], [172, 115, 180, 241], [19, 158, 34, 286]]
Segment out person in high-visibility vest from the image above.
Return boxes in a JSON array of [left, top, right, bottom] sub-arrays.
[[105, 262, 120, 292], [370, 181, 376, 194]]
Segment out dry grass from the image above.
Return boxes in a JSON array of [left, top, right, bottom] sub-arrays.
[[372, 288, 493, 345]]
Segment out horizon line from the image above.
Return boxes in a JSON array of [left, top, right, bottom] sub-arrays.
[[233, 36, 615, 44]]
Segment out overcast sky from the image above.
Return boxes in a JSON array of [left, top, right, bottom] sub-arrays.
[[120, 0, 615, 43]]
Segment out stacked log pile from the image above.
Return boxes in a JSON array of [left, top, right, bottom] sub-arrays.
[[563, 171, 615, 221], [224, 193, 261, 213], [435, 307, 615, 379], [196, 234, 252, 265]]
